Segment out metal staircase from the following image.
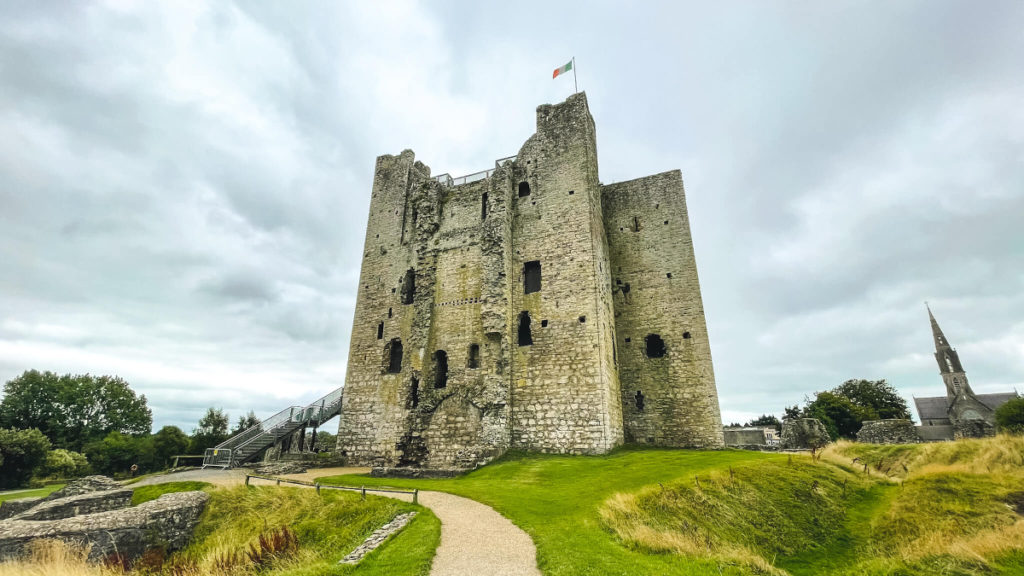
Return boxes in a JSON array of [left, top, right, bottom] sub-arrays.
[[203, 387, 343, 469]]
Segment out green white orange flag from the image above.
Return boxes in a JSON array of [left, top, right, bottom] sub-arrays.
[[552, 60, 572, 79]]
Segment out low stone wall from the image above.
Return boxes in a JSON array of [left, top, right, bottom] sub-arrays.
[[781, 418, 830, 450], [371, 467, 468, 479], [0, 498, 40, 520], [44, 476, 122, 501], [11, 489, 133, 521], [723, 429, 767, 447], [0, 491, 209, 564], [954, 419, 995, 440], [856, 419, 920, 444]]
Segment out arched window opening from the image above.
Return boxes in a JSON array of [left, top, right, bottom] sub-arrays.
[[410, 376, 420, 408], [481, 193, 488, 220], [434, 350, 449, 388], [467, 344, 480, 369], [645, 334, 666, 358], [524, 261, 541, 294], [401, 268, 415, 305], [388, 307, 393, 318], [683, 331, 691, 339], [518, 311, 533, 346], [635, 390, 645, 411], [945, 354, 955, 373], [518, 181, 531, 197], [377, 322, 384, 340], [385, 339, 403, 373]]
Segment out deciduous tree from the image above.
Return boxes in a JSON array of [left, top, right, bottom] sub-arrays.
[[0, 370, 152, 451], [0, 428, 51, 489]]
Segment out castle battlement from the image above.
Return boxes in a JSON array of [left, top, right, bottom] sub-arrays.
[[336, 93, 723, 469]]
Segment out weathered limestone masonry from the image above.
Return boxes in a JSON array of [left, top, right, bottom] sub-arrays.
[[857, 419, 921, 444], [337, 93, 723, 470], [0, 476, 208, 564]]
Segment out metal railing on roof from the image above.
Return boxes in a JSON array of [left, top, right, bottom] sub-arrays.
[[433, 155, 517, 188]]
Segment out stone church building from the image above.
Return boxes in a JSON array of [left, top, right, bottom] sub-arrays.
[[335, 93, 723, 470], [914, 305, 1019, 440]]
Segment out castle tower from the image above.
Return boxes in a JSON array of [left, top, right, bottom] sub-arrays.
[[336, 93, 722, 470]]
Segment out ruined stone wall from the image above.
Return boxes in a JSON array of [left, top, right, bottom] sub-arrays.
[[602, 171, 723, 447], [856, 419, 920, 444], [508, 93, 623, 454]]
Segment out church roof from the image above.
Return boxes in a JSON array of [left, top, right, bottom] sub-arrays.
[[976, 392, 1020, 411], [914, 392, 1019, 421], [914, 396, 950, 421]]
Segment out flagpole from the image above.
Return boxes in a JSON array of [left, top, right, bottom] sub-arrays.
[[572, 57, 577, 93]]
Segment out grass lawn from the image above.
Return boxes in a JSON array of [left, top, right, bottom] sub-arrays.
[[170, 485, 437, 576], [0, 483, 65, 502], [319, 439, 1024, 576], [319, 447, 783, 576]]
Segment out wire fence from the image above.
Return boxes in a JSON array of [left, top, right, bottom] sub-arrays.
[[244, 474, 419, 504]]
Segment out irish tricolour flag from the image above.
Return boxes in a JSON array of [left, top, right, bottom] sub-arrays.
[[552, 60, 572, 79]]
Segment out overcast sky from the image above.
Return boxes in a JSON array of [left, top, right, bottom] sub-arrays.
[[1, 1, 1022, 432]]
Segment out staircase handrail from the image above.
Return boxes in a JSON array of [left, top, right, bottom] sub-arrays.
[[213, 405, 302, 451]]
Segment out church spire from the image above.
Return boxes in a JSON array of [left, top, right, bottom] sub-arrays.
[[927, 302, 950, 350], [927, 304, 971, 398]]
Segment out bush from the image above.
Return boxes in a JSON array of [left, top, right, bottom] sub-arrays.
[[83, 431, 156, 476], [995, 398, 1024, 434], [40, 448, 90, 479], [0, 428, 51, 489]]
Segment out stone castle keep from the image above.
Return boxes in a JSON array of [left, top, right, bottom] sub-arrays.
[[336, 93, 723, 469]]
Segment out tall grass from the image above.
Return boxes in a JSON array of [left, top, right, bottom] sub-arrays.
[[0, 540, 119, 576], [824, 434, 1024, 479], [599, 458, 868, 574]]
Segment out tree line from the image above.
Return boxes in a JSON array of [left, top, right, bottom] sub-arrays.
[[0, 370, 285, 489]]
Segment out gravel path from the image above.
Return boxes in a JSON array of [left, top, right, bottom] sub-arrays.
[[132, 467, 542, 575], [418, 490, 541, 576]]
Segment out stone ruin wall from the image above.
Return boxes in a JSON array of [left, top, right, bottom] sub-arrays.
[[856, 419, 921, 444], [336, 92, 722, 468], [603, 170, 723, 447]]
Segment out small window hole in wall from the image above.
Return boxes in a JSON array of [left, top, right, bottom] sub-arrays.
[[635, 390, 645, 411], [376, 322, 384, 340], [633, 216, 640, 232], [645, 334, 666, 358], [401, 268, 415, 304], [579, 316, 586, 323], [518, 311, 533, 346], [375, 233, 379, 238], [519, 181, 531, 197], [385, 339, 403, 373], [524, 260, 542, 294], [625, 337, 631, 343], [434, 350, 449, 388], [410, 377, 419, 408], [655, 203, 659, 209], [622, 283, 630, 294], [683, 332, 691, 339], [663, 220, 668, 225], [666, 273, 672, 279], [467, 343, 480, 369], [569, 190, 575, 195], [541, 319, 548, 328], [388, 307, 393, 318], [481, 192, 488, 220]]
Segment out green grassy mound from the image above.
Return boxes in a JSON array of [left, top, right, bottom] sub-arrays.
[[318, 437, 1024, 576], [162, 485, 437, 576], [131, 481, 211, 505]]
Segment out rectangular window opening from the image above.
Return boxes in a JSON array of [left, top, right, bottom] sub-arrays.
[[524, 260, 541, 294]]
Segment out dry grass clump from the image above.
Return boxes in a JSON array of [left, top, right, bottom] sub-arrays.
[[0, 540, 121, 576], [824, 434, 1024, 480], [599, 458, 862, 575]]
